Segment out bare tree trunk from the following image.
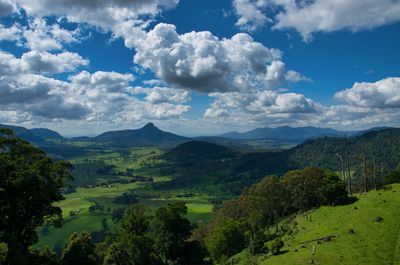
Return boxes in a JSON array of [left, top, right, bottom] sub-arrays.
[[372, 155, 378, 190], [336, 153, 346, 182], [344, 134, 352, 195], [361, 143, 369, 193]]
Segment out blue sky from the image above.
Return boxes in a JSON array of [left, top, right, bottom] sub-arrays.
[[0, 0, 399, 136]]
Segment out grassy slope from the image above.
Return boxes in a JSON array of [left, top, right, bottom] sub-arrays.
[[233, 184, 400, 265]]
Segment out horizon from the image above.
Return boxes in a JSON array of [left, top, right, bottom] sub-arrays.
[[1, 121, 394, 138], [0, 1, 399, 136]]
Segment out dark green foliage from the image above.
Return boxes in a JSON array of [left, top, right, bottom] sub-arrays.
[[112, 208, 125, 223], [384, 166, 400, 185], [206, 219, 247, 263], [30, 246, 59, 265], [104, 204, 157, 265], [89, 202, 104, 212], [112, 192, 138, 204], [267, 237, 284, 255], [0, 243, 7, 265], [151, 202, 192, 264], [0, 129, 71, 264], [61, 232, 99, 265]]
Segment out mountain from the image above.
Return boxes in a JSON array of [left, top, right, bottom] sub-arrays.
[[91, 122, 189, 147], [30, 128, 64, 140], [220, 126, 346, 140], [0, 124, 44, 143]]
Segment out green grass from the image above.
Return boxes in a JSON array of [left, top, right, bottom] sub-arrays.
[[231, 184, 400, 265], [36, 183, 214, 250]]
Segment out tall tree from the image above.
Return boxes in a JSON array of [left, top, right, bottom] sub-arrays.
[[61, 232, 99, 265], [0, 129, 71, 265], [151, 202, 192, 264]]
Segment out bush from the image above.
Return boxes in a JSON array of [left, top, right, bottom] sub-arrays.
[[266, 238, 284, 255]]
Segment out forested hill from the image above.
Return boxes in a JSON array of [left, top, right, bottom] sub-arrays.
[[236, 128, 400, 182], [287, 127, 400, 171], [161, 128, 400, 193]]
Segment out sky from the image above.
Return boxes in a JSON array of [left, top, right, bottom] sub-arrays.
[[0, 0, 399, 137]]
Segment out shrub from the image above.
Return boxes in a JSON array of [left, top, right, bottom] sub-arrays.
[[266, 238, 284, 255]]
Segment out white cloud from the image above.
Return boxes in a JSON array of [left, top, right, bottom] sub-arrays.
[[21, 50, 88, 74], [13, 0, 179, 30], [22, 17, 81, 51], [232, 0, 400, 40], [132, 86, 190, 104], [335, 77, 400, 108], [233, 0, 270, 31], [117, 23, 305, 93], [204, 90, 319, 120], [0, 23, 21, 41], [70, 70, 134, 93], [0, 50, 87, 75]]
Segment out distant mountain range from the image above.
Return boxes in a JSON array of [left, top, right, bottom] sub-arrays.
[[220, 126, 346, 140], [0, 122, 394, 149]]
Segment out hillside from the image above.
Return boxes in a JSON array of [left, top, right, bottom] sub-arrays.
[[231, 184, 400, 265], [165, 140, 236, 160], [220, 126, 346, 140], [0, 123, 44, 143], [160, 128, 400, 194], [30, 128, 64, 140], [91, 122, 188, 147]]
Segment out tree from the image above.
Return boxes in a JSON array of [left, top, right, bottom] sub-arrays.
[[30, 246, 59, 265], [61, 232, 99, 265], [104, 204, 158, 265], [0, 129, 71, 264], [206, 219, 247, 263], [151, 202, 192, 264]]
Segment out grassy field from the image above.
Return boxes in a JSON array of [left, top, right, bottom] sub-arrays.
[[36, 181, 214, 250], [231, 184, 400, 265]]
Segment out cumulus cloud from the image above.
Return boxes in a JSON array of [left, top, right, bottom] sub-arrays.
[[232, 0, 400, 40], [117, 23, 305, 93], [0, 0, 14, 16], [70, 70, 134, 93], [21, 51, 88, 74], [335, 77, 400, 108], [204, 90, 319, 120], [13, 0, 179, 30], [0, 50, 87, 75]]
